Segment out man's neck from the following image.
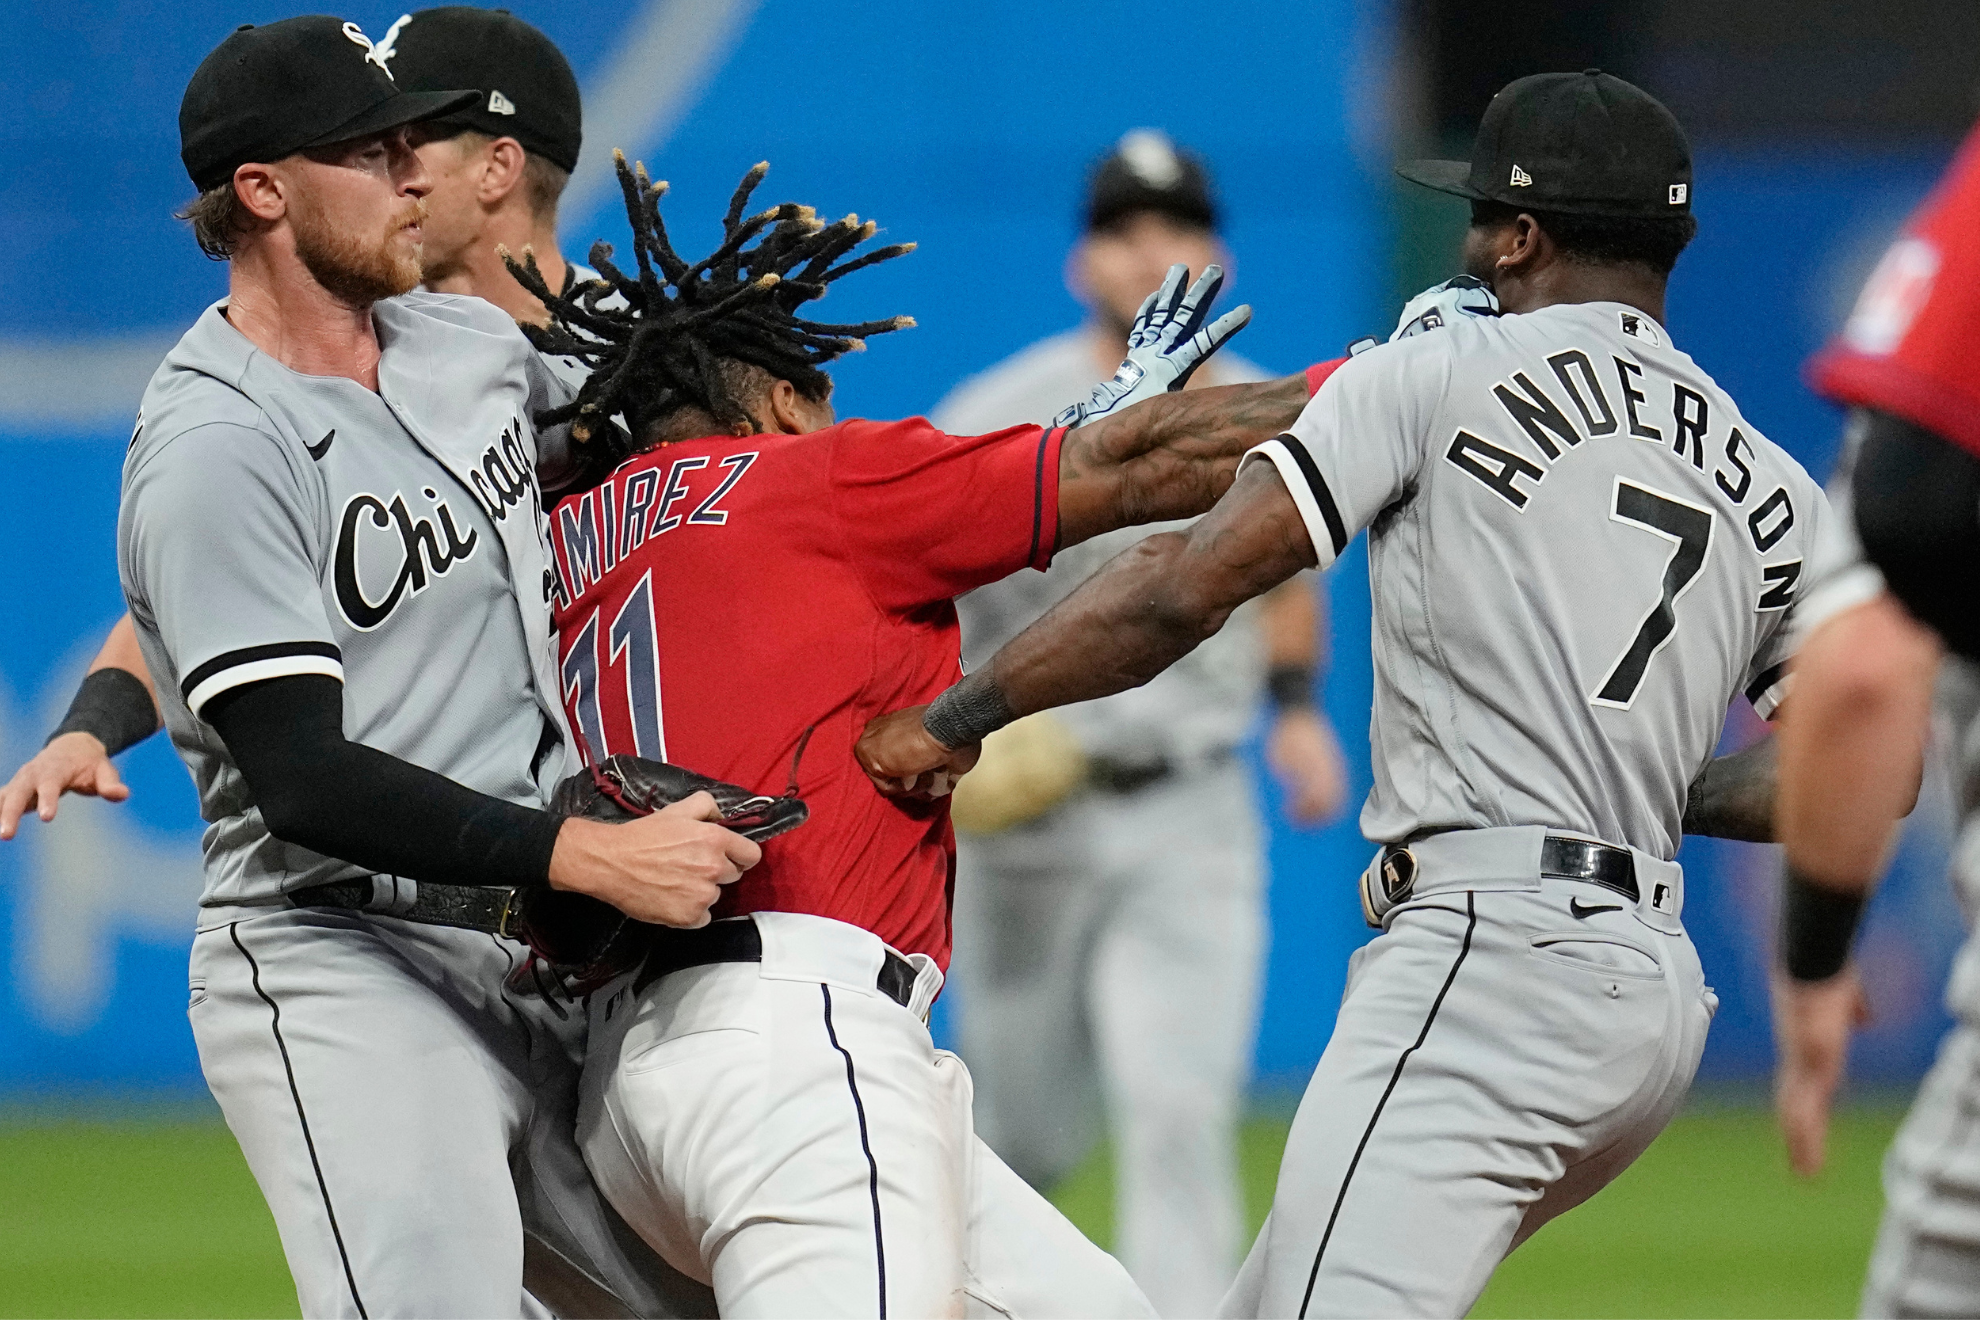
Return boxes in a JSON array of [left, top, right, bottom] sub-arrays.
[[225, 245, 383, 390], [1498, 264, 1668, 326], [424, 210, 568, 326]]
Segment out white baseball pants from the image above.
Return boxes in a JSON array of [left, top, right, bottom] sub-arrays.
[[189, 904, 712, 1319], [1220, 828, 1716, 1319], [578, 911, 1155, 1319]]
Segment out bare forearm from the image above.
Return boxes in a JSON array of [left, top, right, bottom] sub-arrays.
[[91, 614, 159, 706], [1683, 734, 1777, 842], [1260, 575, 1320, 669], [988, 460, 1317, 723], [1776, 594, 1938, 892], [983, 532, 1226, 720], [1056, 372, 1310, 547]]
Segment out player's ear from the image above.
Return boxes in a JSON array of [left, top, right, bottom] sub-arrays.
[[764, 378, 807, 435], [1503, 214, 1548, 274], [234, 163, 287, 223], [480, 138, 528, 206]]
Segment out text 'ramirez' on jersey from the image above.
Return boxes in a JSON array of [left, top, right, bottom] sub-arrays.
[[1246, 301, 1828, 859]]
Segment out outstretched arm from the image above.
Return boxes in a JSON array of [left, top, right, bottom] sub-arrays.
[[860, 459, 1316, 793], [1770, 591, 1937, 1175], [1, 614, 161, 838], [1054, 372, 1315, 548]]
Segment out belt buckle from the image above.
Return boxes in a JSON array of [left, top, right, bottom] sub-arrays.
[[495, 887, 521, 940], [1381, 847, 1418, 905], [1362, 845, 1418, 929]]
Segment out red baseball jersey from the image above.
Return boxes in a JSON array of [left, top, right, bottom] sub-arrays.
[[1808, 124, 1980, 456], [547, 417, 1064, 967]]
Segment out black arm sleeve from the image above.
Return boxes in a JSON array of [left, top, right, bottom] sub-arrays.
[[1853, 406, 1980, 660], [205, 674, 563, 888]]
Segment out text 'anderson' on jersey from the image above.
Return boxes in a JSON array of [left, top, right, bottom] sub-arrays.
[[1243, 301, 1828, 860]]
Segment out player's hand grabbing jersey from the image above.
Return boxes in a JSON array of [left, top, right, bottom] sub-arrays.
[[1246, 301, 1827, 859], [549, 417, 1064, 966]]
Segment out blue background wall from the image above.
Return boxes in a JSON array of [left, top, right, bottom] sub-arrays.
[[0, 1, 1963, 1097]]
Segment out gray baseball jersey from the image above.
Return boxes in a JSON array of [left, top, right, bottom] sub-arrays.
[[1248, 300, 1828, 859], [937, 329, 1273, 766], [119, 292, 579, 908]]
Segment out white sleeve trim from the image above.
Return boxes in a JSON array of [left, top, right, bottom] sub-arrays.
[[1794, 563, 1886, 640], [1750, 669, 1793, 721], [186, 653, 344, 718], [1242, 437, 1339, 570]]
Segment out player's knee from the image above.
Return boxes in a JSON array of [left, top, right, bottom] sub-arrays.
[[1854, 408, 1980, 658]]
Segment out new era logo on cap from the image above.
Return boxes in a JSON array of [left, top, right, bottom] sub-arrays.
[[488, 90, 516, 115], [1510, 164, 1533, 187]]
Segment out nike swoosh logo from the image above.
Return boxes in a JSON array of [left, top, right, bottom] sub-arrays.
[[1570, 897, 1625, 919], [306, 429, 335, 461]]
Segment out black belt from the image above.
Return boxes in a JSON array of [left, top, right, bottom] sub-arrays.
[[290, 880, 920, 1009], [1087, 746, 1236, 796], [633, 917, 919, 1009], [1378, 835, 1638, 906], [290, 876, 530, 936], [1539, 836, 1639, 902]]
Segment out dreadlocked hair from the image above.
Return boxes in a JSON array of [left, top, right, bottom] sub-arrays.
[[505, 151, 916, 453]]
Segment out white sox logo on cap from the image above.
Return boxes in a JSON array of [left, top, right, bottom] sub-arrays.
[[341, 14, 412, 79]]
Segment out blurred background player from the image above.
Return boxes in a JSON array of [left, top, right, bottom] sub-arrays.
[[1772, 113, 1980, 1317], [931, 129, 1348, 1316]]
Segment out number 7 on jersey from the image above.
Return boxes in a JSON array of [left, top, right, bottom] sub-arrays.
[[1593, 478, 1714, 710]]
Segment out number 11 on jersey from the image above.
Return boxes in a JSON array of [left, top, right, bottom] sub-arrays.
[[1592, 478, 1714, 711], [561, 570, 669, 762]]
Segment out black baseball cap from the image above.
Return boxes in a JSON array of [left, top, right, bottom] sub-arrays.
[[180, 16, 478, 192], [389, 8, 583, 173], [1085, 129, 1219, 234], [1397, 70, 1693, 219]]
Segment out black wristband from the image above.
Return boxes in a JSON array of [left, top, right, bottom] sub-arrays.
[[1780, 867, 1868, 982], [922, 672, 1017, 751], [1266, 664, 1316, 711], [48, 668, 159, 757]]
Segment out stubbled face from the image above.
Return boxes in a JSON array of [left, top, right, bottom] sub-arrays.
[[408, 127, 488, 283], [281, 127, 430, 305], [1072, 211, 1224, 337]]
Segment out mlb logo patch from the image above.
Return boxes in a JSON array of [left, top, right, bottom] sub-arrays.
[[1618, 311, 1665, 348], [1652, 882, 1674, 913], [1669, 183, 1688, 205]]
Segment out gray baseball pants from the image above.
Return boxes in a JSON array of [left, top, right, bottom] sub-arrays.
[[188, 904, 711, 1319], [1861, 1012, 1980, 1317], [951, 759, 1264, 1317], [1220, 827, 1715, 1319]]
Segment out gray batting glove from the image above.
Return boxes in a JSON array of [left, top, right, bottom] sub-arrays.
[[1054, 263, 1252, 429], [1390, 274, 1500, 341]]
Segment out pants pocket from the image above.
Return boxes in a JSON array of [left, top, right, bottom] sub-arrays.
[[187, 977, 208, 1011], [1528, 932, 1665, 980]]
